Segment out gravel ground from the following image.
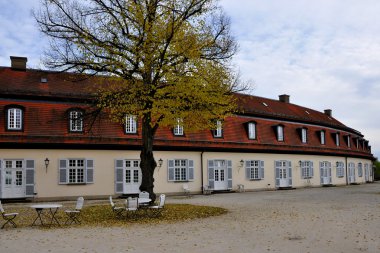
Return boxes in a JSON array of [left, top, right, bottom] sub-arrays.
[[1, 183, 379, 253]]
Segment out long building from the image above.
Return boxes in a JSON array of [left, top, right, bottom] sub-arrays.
[[0, 56, 375, 200]]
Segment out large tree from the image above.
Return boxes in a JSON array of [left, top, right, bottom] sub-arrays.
[[34, 0, 241, 201]]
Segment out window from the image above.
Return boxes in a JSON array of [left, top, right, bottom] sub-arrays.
[[7, 107, 23, 130], [69, 110, 83, 132], [358, 163, 363, 177], [245, 160, 264, 180], [125, 115, 137, 134], [59, 159, 94, 184], [213, 120, 223, 138], [335, 133, 340, 146], [248, 122, 256, 139], [68, 159, 85, 183], [168, 159, 194, 182], [355, 138, 359, 149], [346, 135, 351, 148], [277, 125, 284, 141], [320, 131, 325, 145], [300, 161, 313, 179], [173, 118, 184, 136], [336, 161, 345, 177], [301, 128, 307, 143]]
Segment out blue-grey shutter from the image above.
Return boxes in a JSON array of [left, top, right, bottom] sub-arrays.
[[227, 160, 232, 189], [310, 161, 314, 178], [115, 159, 124, 193], [275, 161, 281, 187], [86, 159, 94, 183], [168, 160, 175, 181], [188, 160, 194, 181], [245, 160, 251, 179], [320, 162, 323, 184], [59, 159, 67, 184], [288, 161, 292, 186], [300, 161, 305, 179], [328, 163, 332, 184], [25, 160, 35, 197], [208, 160, 215, 189], [260, 161, 264, 179]]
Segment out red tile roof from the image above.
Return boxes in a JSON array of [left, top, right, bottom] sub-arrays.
[[0, 67, 373, 159]]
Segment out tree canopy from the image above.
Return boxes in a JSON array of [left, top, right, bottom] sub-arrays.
[[34, 0, 241, 199]]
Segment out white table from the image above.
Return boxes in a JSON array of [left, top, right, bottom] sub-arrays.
[[31, 204, 63, 226], [138, 198, 151, 206]]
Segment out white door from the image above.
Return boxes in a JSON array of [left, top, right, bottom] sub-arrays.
[[3, 160, 25, 198], [276, 161, 291, 188], [124, 160, 141, 194], [213, 160, 228, 190], [348, 163, 356, 183], [320, 162, 331, 185]]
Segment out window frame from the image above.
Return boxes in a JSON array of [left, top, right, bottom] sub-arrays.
[[5, 105, 24, 131], [358, 162, 363, 177], [300, 160, 313, 179], [168, 159, 194, 182], [68, 109, 84, 133], [59, 158, 94, 185], [245, 160, 264, 180], [213, 120, 223, 138], [125, 115, 137, 134], [336, 161, 345, 178], [173, 118, 184, 136], [276, 125, 284, 142], [320, 130, 326, 145], [301, 128, 307, 143], [68, 159, 85, 184], [247, 122, 257, 140]]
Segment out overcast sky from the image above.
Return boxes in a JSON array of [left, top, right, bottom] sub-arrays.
[[0, 0, 379, 159]]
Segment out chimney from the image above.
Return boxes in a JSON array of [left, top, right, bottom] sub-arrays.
[[324, 109, 332, 117], [279, 94, 290, 103], [10, 56, 27, 71]]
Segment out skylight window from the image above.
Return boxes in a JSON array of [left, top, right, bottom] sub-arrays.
[[305, 110, 310, 115], [262, 102, 268, 107]]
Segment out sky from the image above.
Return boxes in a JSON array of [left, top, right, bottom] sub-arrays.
[[0, 0, 379, 159]]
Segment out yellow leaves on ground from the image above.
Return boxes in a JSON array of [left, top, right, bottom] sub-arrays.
[[7, 204, 227, 229]]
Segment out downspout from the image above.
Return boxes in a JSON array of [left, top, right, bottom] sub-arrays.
[[201, 151, 204, 194], [345, 156, 348, 185]]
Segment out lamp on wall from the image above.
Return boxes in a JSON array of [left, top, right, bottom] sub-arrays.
[[239, 159, 244, 167], [299, 160, 302, 166], [157, 158, 163, 169], [44, 158, 50, 172], [336, 161, 339, 167]]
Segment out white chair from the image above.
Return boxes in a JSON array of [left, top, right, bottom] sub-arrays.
[[109, 196, 124, 218], [65, 196, 84, 225], [148, 194, 166, 217], [139, 191, 149, 199], [0, 201, 18, 229], [183, 184, 191, 197], [125, 197, 139, 218]]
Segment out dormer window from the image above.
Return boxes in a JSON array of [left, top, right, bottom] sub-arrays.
[[320, 130, 326, 145], [7, 107, 23, 131], [301, 128, 307, 143], [345, 135, 351, 148], [69, 109, 83, 132], [213, 120, 223, 138], [334, 132, 340, 146], [125, 115, 137, 134], [276, 125, 284, 142], [355, 138, 359, 149], [173, 118, 184, 136], [247, 122, 256, 140]]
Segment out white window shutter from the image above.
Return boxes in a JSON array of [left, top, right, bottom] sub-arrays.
[[310, 161, 314, 177], [115, 159, 124, 193], [188, 160, 194, 181], [301, 161, 305, 179], [59, 159, 68, 184], [275, 161, 280, 187], [288, 161, 292, 186], [319, 162, 323, 184], [25, 160, 35, 197], [168, 160, 175, 181], [260, 161, 265, 179], [227, 160, 232, 189], [86, 159, 94, 183], [245, 160, 251, 179], [208, 160, 215, 189]]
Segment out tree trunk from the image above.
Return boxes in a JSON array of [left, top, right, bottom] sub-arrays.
[[139, 113, 157, 202]]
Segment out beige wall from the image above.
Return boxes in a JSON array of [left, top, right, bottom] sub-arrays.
[[0, 149, 373, 200]]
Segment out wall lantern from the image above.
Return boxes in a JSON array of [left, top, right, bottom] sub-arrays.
[[157, 158, 163, 169], [336, 161, 339, 167], [239, 159, 244, 167], [44, 158, 50, 172], [299, 160, 302, 166]]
